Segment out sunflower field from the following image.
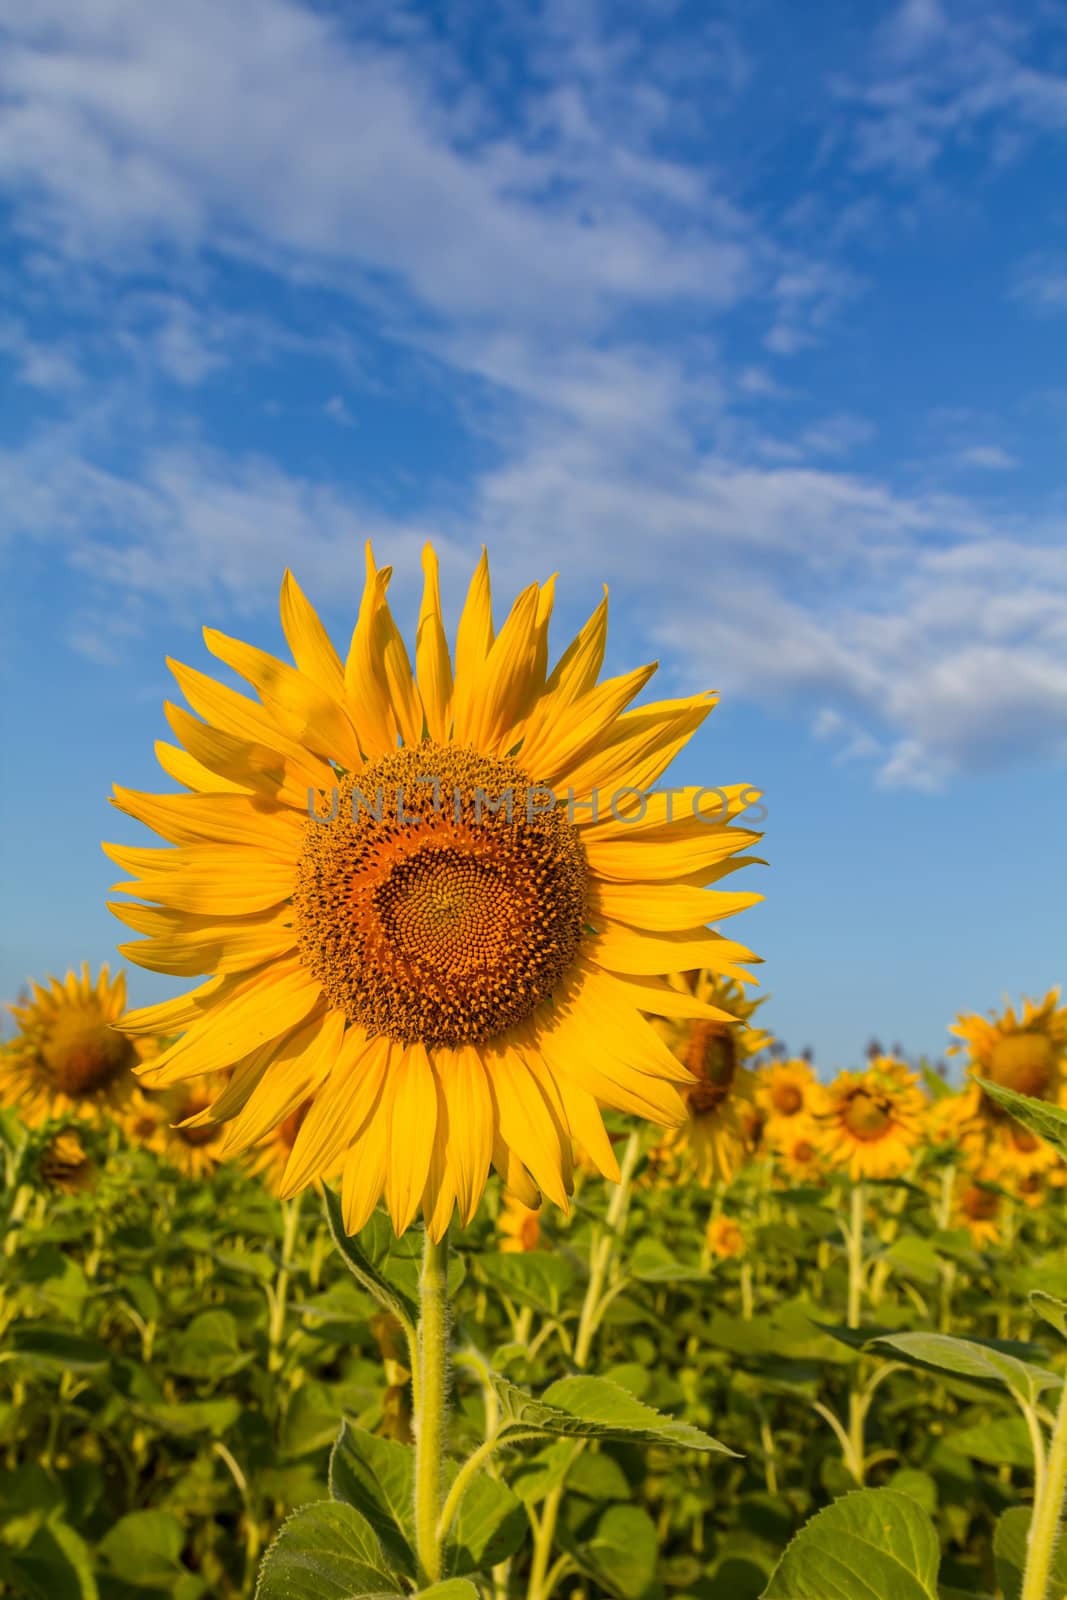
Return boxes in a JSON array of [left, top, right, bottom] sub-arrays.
[[2, 549, 1067, 1600]]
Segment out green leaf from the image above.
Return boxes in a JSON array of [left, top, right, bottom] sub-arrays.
[[7, 1323, 111, 1374], [974, 1077, 1067, 1158], [0, 1518, 99, 1600], [416, 1585, 481, 1599], [1030, 1290, 1067, 1341], [322, 1188, 418, 1334], [947, 1415, 1035, 1468], [328, 1422, 416, 1577], [867, 1331, 1060, 1408], [97, 1511, 187, 1586], [254, 1501, 403, 1600], [477, 1251, 576, 1314], [494, 1374, 737, 1454], [762, 1488, 940, 1599], [559, 1503, 658, 1599], [994, 1505, 1067, 1600], [629, 1237, 707, 1283], [442, 1464, 526, 1576], [134, 1398, 241, 1437], [168, 1310, 252, 1380]]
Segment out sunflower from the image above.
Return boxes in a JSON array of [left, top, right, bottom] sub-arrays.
[[124, 1073, 232, 1179], [771, 1118, 826, 1185], [0, 964, 144, 1126], [757, 1058, 824, 1136], [497, 1192, 542, 1253], [652, 972, 767, 1184], [104, 544, 762, 1239], [246, 1097, 313, 1197], [37, 1128, 95, 1195], [949, 988, 1067, 1100], [952, 1175, 1004, 1246], [706, 1214, 746, 1259], [816, 1057, 926, 1180]]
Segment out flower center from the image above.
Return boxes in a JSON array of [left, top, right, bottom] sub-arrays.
[[793, 1139, 815, 1163], [42, 1009, 136, 1096], [962, 1185, 998, 1222], [773, 1082, 803, 1116], [1010, 1125, 1041, 1154], [684, 1023, 738, 1115], [988, 1031, 1054, 1098], [842, 1089, 892, 1141], [293, 746, 587, 1049]]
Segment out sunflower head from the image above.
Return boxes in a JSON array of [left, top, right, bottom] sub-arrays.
[[125, 1076, 231, 1178], [953, 1175, 1004, 1245], [105, 543, 763, 1239], [817, 1057, 927, 1180], [770, 1117, 826, 1184], [756, 1057, 823, 1131], [1, 964, 139, 1126], [37, 1128, 95, 1195], [706, 1214, 746, 1259], [950, 988, 1067, 1104]]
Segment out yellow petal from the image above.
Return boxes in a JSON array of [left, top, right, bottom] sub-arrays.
[[110, 787, 303, 850], [154, 741, 248, 795], [590, 878, 762, 933], [280, 1030, 391, 1194], [164, 703, 329, 809], [457, 582, 542, 751], [344, 545, 399, 756], [520, 662, 658, 782], [384, 1044, 437, 1234], [203, 628, 362, 771], [560, 694, 718, 801], [416, 543, 454, 743], [340, 1111, 391, 1233], [168, 660, 334, 784], [136, 964, 325, 1085], [435, 1044, 493, 1227], [218, 1010, 344, 1154], [485, 1044, 570, 1210], [451, 549, 493, 737], [280, 569, 347, 702], [584, 923, 759, 979], [584, 826, 761, 883], [491, 1131, 541, 1209]]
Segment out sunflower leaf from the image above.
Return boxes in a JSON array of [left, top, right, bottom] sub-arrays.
[[555, 1503, 659, 1600], [321, 1187, 419, 1335], [973, 1077, 1067, 1158], [1030, 1290, 1067, 1341], [253, 1500, 403, 1599], [328, 1422, 417, 1578], [761, 1488, 940, 1598], [994, 1505, 1067, 1600], [866, 1330, 1060, 1409], [492, 1373, 737, 1454]]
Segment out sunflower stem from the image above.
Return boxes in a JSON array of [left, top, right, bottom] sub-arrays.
[[846, 1180, 866, 1483], [1021, 1373, 1067, 1600], [413, 1225, 450, 1587], [267, 1192, 303, 1376]]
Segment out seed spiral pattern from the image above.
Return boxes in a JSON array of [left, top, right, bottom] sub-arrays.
[[293, 745, 587, 1048]]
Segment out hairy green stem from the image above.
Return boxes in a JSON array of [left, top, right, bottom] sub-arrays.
[[414, 1227, 450, 1586], [846, 1181, 866, 1483], [1022, 1375, 1067, 1600]]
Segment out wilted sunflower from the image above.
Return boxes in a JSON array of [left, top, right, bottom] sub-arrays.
[[0, 964, 144, 1126], [706, 1214, 746, 1259], [651, 972, 767, 1184], [497, 1192, 542, 1253], [817, 1057, 926, 1180], [124, 1074, 232, 1179], [105, 545, 762, 1239]]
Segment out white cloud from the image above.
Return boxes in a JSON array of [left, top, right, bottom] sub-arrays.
[[1012, 255, 1067, 315], [954, 444, 1018, 471]]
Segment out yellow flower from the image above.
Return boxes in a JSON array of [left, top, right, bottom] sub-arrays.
[[952, 1175, 1004, 1246], [497, 1192, 542, 1252], [706, 1215, 746, 1258], [948, 990, 1067, 1174], [38, 1128, 95, 1195], [817, 1057, 926, 1180], [771, 1117, 826, 1184], [104, 545, 762, 1239], [0, 964, 143, 1126], [756, 1058, 824, 1136], [654, 973, 767, 1184], [124, 1074, 232, 1179], [246, 1098, 313, 1196], [949, 988, 1067, 1099]]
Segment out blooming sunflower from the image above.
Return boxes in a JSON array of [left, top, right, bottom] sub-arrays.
[[37, 1128, 95, 1195], [949, 988, 1067, 1101], [706, 1214, 746, 1259], [0, 964, 144, 1127], [952, 1175, 1004, 1246], [652, 972, 767, 1184], [105, 545, 762, 1239], [771, 1118, 826, 1185], [816, 1057, 927, 1180], [124, 1074, 232, 1179], [497, 1192, 542, 1252], [756, 1058, 824, 1137], [246, 1097, 313, 1196]]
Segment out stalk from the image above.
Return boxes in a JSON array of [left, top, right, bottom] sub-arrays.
[[413, 1227, 450, 1587], [1022, 1375, 1067, 1600], [527, 1130, 640, 1600], [267, 1192, 303, 1375], [846, 1181, 866, 1483]]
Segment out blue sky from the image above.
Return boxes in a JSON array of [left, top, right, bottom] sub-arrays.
[[1, 0, 1065, 1073]]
